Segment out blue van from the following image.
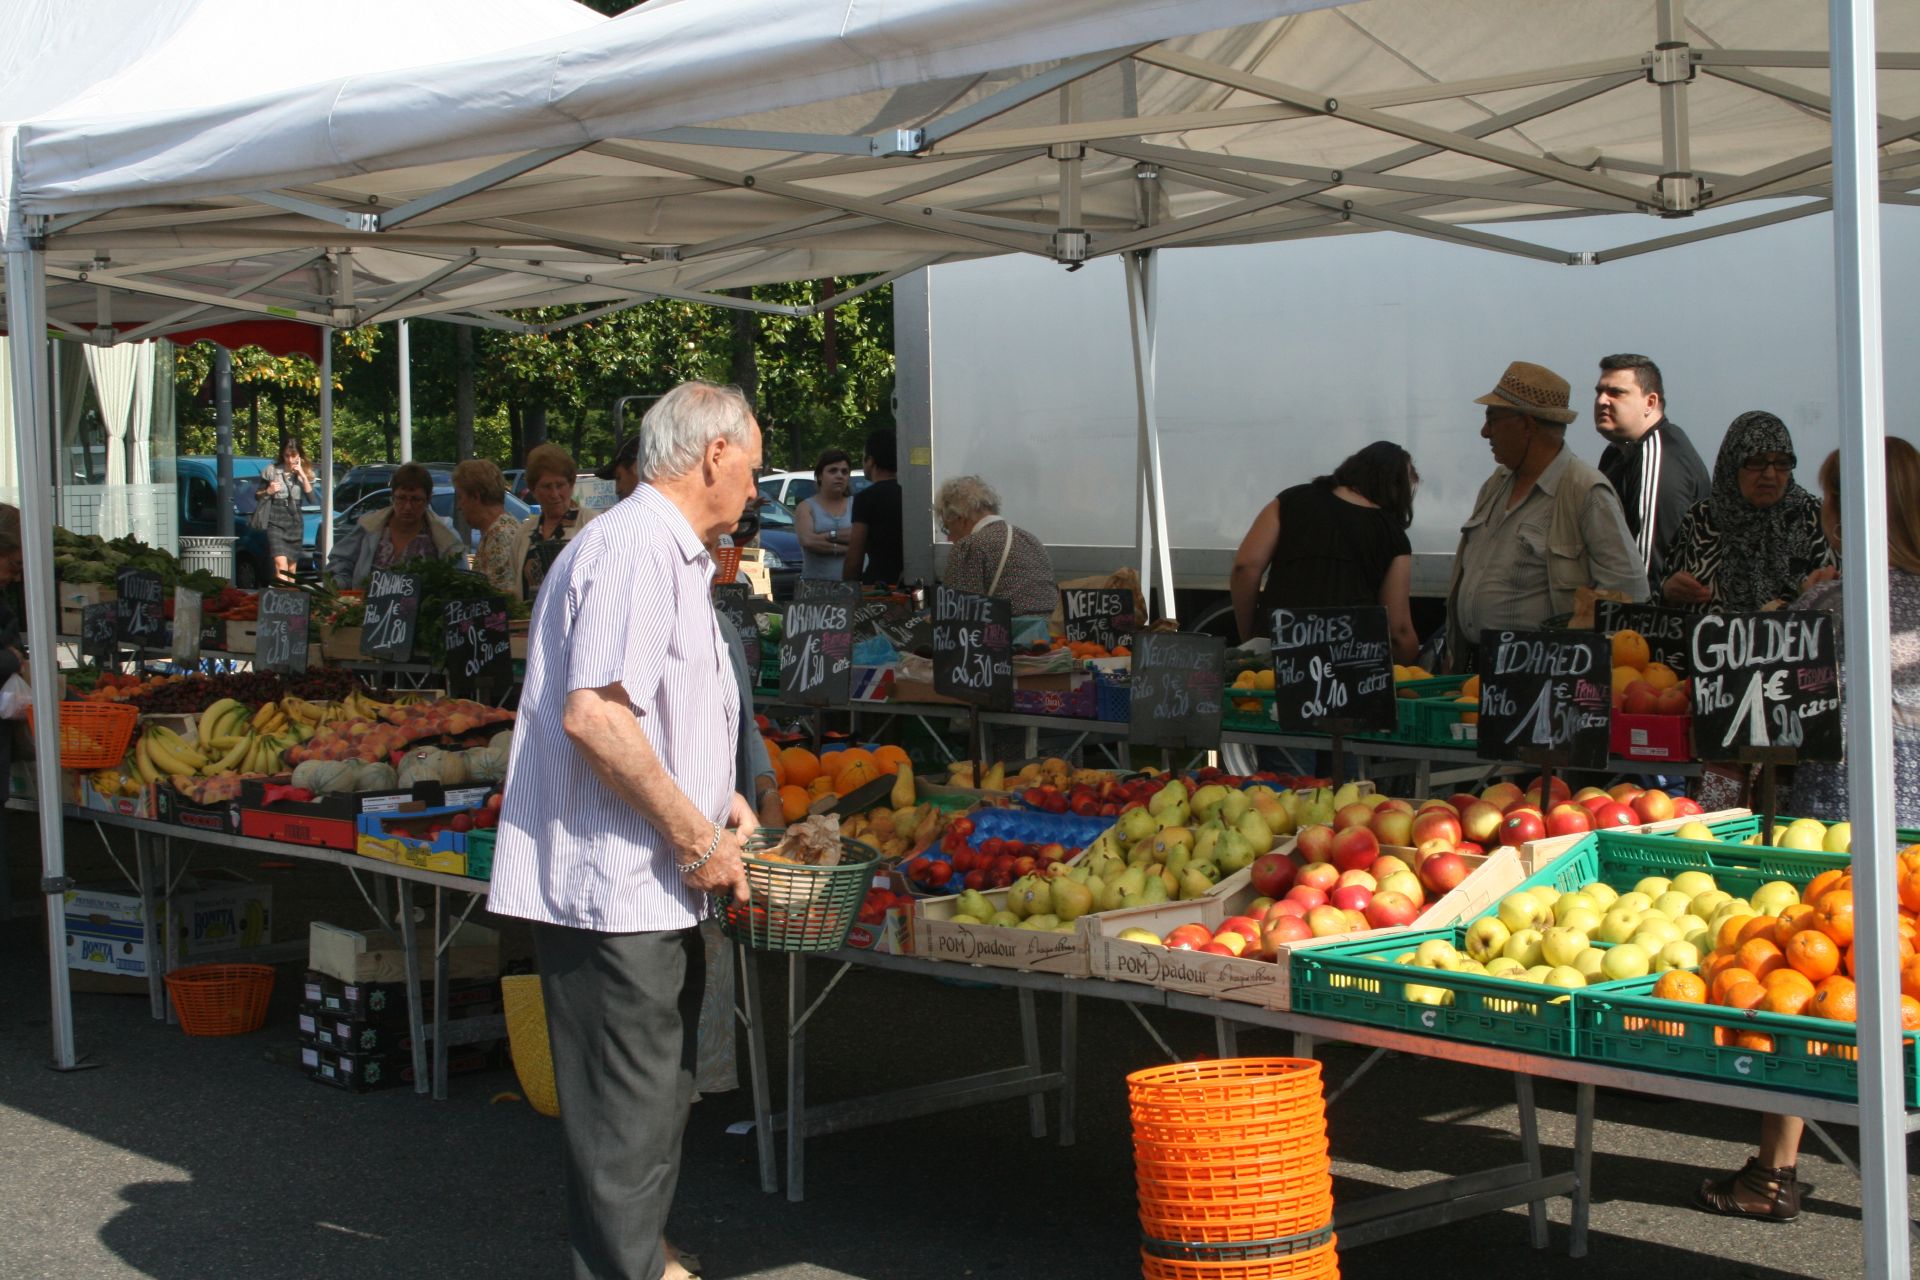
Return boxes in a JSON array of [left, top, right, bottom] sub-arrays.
[[158, 456, 322, 586]]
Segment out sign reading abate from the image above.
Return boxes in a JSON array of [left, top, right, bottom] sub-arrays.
[[1061, 588, 1135, 650], [1688, 611, 1841, 761], [115, 568, 166, 647], [931, 585, 1013, 710], [359, 569, 421, 663], [1594, 600, 1695, 676], [1475, 629, 1612, 769], [255, 588, 310, 674], [778, 595, 853, 707], [171, 588, 203, 665], [1129, 632, 1225, 751], [1269, 606, 1396, 735], [81, 603, 118, 666], [443, 596, 512, 698]]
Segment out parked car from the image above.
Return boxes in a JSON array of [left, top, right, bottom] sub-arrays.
[[757, 469, 869, 508], [160, 456, 322, 586], [332, 462, 457, 515], [332, 486, 533, 555]]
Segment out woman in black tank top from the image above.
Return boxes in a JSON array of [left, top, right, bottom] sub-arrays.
[[1230, 441, 1421, 663]]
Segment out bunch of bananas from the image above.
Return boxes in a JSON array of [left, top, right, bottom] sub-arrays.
[[131, 700, 303, 783], [347, 689, 399, 719]]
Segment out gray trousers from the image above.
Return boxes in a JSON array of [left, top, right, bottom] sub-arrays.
[[535, 922, 706, 1280]]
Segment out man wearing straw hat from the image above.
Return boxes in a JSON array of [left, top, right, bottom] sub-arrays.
[[1444, 359, 1647, 672], [491, 380, 760, 1280]]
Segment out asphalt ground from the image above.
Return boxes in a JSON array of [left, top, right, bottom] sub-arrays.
[[2, 821, 1917, 1280]]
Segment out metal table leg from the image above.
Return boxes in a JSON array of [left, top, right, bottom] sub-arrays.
[[1513, 1074, 1550, 1250], [1058, 991, 1078, 1147], [736, 943, 778, 1194], [432, 885, 450, 1100], [1214, 1016, 1239, 1058], [394, 878, 430, 1096], [1018, 987, 1047, 1138], [135, 833, 165, 1023], [1571, 1083, 1595, 1259], [785, 954, 808, 1203]]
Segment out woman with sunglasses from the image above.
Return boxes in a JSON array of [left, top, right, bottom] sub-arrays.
[[1660, 410, 1834, 612]]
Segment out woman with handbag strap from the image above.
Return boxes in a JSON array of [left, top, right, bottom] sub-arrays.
[[935, 475, 1056, 615], [254, 438, 314, 584]]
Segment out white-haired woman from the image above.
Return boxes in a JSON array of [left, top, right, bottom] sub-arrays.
[[936, 475, 1057, 615]]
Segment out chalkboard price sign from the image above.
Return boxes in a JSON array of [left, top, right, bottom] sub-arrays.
[[115, 568, 166, 647], [931, 586, 1013, 711], [1475, 630, 1612, 769], [1061, 588, 1135, 650], [1270, 606, 1396, 735], [778, 596, 853, 707], [794, 579, 859, 608], [1688, 611, 1841, 761], [256, 588, 310, 674], [81, 602, 119, 667], [443, 596, 512, 697], [171, 588, 203, 666], [1594, 600, 1695, 676], [360, 569, 422, 663], [711, 586, 761, 683], [1129, 632, 1226, 751]]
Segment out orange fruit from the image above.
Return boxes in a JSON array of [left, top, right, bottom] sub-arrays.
[[1901, 866, 1920, 915], [818, 750, 847, 779], [1711, 967, 1760, 1004], [777, 784, 811, 823], [1805, 868, 1849, 906], [1722, 980, 1766, 1012], [1716, 915, 1757, 952], [1652, 971, 1707, 1004], [764, 739, 786, 787], [806, 775, 834, 799], [1772, 903, 1819, 945], [780, 747, 821, 787], [1701, 952, 1735, 985], [1611, 630, 1651, 671], [836, 747, 875, 774], [1810, 975, 1858, 1021], [1785, 928, 1841, 982], [1760, 984, 1813, 1017], [1737, 916, 1781, 946], [1641, 661, 1680, 691], [1901, 996, 1920, 1032], [833, 758, 880, 796], [1736, 938, 1785, 980], [1901, 953, 1920, 1001], [1814, 889, 1856, 949], [872, 745, 912, 775], [1732, 1030, 1776, 1053]]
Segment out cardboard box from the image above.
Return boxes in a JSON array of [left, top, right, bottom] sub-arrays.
[[1088, 846, 1526, 1011], [321, 625, 364, 660], [912, 886, 1093, 976], [64, 875, 273, 978], [221, 620, 260, 654], [237, 779, 473, 852], [888, 677, 965, 706], [302, 1042, 500, 1093], [308, 920, 502, 984], [354, 798, 491, 875], [298, 996, 503, 1055], [155, 784, 240, 835], [844, 866, 914, 954], [80, 777, 157, 820], [300, 970, 502, 1021]]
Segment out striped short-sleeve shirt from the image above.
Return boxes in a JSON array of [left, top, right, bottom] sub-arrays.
[[488, 484, 739, 933]]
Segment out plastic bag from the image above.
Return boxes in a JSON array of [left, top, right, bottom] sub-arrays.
[[0, 674, 30, 720]]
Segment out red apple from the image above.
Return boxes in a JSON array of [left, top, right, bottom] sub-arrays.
[[1371, 854, 1413, 881], [1528, 774, 1573, 807], [1295, 824, 1336, 864], [1197, 942, 1238, 956], [1590, 801, 1639, 830], [1410, 808, 1464, 849], [1446, 792, 1482, 815], [1249, 852, 1299, 898], [1479, 782, 1525, 811], [1608, 782, 1645, 804], [1333, 802, 1375, 832], [1417, 798, 1460, 816], [1296, 863, 1339, 893], [1342, 908, 1370, 931], [1165, 924, 1214, 951], [1545, 803, 1594, 837], [1461, 800, 1505, 845], [1262, 914, 1314, 948], [1414, 837, 1455, 868], [1375, 798, 1415, 816], [1654, 686, 1690, 716], [1336, 869, 1378, 892], [1419, 851, 1469, 895], [1370, 809, 1414, 848], [1454, 841, 1485, 858], [1306, 905, 1351, 937], [1632, 789, 1676, 823], [1499, 810, 1546, 847], [1364, 889, 1421, 929], [1579, 793, 1615, 815], [1671, 795, 1703, 817], [1622, 681, 1660, 715], [1330, 884, 1374, 913], [1285, 884, 1328, 911], [1217, 916, 1264, 949], [1572, 786, 1610, 805], [1331, 826, 1381, 873], [1209, 930, 1249, 956], [1269, 898, 1310, 919]]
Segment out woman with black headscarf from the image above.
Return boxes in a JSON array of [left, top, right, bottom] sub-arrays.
[[1660, 410, 1834, 612]]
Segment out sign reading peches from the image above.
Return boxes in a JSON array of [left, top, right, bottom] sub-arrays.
[[1129, 632, 1225, 751], [779, 595, 853, 707], [1269, 606, 1396, 735], [443, 596, 513, 698], [1688, 611, 1841, 761], [256, 588, 311, 674], [115, 568, 166, 647], [1475, 629, 1612, 769], [1594, 599, 1695, 677], [1060, 588, 1135, 650], [359, 569, 421, 663], [931, 586, 1013, 711]]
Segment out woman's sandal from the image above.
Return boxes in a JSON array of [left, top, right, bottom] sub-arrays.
[[1694, 1157, 1802, 1222]]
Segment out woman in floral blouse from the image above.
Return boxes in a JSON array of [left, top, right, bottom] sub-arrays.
[[454, 459, 517, 593], [508, 444, 594, 600]]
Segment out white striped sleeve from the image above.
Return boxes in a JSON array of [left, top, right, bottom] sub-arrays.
[[1635, 431, 1661, 570]]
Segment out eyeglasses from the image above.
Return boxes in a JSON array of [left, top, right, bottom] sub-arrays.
[[1740, 455, 1796, 475]]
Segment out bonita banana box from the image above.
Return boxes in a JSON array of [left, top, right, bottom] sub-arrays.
[[64, 876, 273, 977]]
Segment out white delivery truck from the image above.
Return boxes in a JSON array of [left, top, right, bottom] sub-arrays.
[[893, 201, 1920, 635]]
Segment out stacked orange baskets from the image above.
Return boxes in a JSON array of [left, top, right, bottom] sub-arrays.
[[1128, 1058, 1337, 1280]]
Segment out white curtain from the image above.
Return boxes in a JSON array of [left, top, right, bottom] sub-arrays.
[[128, 349, 156, 542], [84, 345, 141, 538], [0, 337, 14, 495]]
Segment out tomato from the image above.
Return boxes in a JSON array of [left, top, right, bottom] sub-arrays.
[[979, 837, 1006, 859], [949, 817, 975, 839], [923, 861, 953, 887], [451, 812, 474, 833]]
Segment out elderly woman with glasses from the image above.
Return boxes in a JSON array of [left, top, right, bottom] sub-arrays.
[[935, 475, 1058, 616], [1660, 411, 1834, 613]]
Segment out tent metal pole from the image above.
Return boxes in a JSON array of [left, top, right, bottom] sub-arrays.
[[1139, 251, 1176, 621], [1829, 1, 1905, 1276], [1123, 254, 1155, 616], [213, 348, 233, 538], [320, 330, 334, 564], [6, 242, 79, 1071], [397, 319, 412, 464]]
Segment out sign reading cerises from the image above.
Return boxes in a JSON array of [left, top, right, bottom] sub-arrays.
[[359, 569, 421, 663], [1269, 605, 1396, 735], [932, 585, 1013, 711], [778, 595, 852, 707], [1129, 631, 1225, 751], [1061, 588, 1135, 651], [115, 567, 166, 647], [443, 596, 512, 697], [1594, 599, 1695, 677], [1475, 629, 1611, 769], [255, 588, 310, 674], [1688, 611, 1840, 761]]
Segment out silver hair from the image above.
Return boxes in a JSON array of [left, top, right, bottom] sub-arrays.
[[934, 475, 1001, 528], [638, 381, 757, 482]]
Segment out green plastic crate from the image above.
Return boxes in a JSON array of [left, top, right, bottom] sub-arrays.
[[1289, 924, 1640, 1057], [465, 829, 495, 881], [1509, 821, 1844, 909], [1575, 975, 1920, 1106], [1220, 689, 1416, 742], [1394, 674, 1468, 699], [1410, 696, 1475, 746]]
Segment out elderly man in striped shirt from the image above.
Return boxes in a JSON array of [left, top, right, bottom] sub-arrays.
[[491, 380, 760, 1280]]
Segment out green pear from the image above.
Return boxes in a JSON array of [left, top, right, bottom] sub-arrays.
[[1127, 841, 1159, 868], [1117, 807, 1159, 844], [1152, 826, 1195, 861], [1087, 849, 1127, 883], [1147, 779, 1189, 815], [987, 910, 1022, 928], [1190, 784, 1233, 823], [1158, 868, 1179, 898], [1117, 927, 1163, 945], [1216, 830, 1255, 873], [1191, 823, 1223, 863], [1011, 875, 1052, 918], [1051, 878, 1094, 922], [951, 912, 988, 925], [1097, 878, 1125, 912], [1237, 810, 1274, 855], [955, 889, 996, 922], [1141, 875, 1170, 905], [1219, 789, 1252, 826], [1018, 914, 1060, 931], [1085, 831, 1126, 865], [1331, 782, 1365, 811], [1117, 866, 1148, 896], [1164, 845, 1193, 881], [1179, 865, 1220, 900]]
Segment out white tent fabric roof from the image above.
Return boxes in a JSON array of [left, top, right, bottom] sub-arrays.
[[11, 0, 1916, 342]]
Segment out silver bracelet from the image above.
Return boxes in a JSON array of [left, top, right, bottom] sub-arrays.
[[678, 821, 724, 877]]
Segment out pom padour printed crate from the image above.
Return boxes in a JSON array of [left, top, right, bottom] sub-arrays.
[[912, 886, 1096, 977]]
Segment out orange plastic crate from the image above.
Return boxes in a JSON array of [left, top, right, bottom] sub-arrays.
[[27, 700, 139, 769]]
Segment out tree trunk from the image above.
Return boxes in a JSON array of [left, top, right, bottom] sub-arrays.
[[570, 408, 586, 460], [454, 325, 476, 463], [508, 405, 523, 465], [524, 403, 550, 450], [245, 382, 259, 455], [275, 386, 288, 452], [382, 412, 395, 463]]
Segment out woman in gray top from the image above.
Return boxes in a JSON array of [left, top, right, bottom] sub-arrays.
[[254, 437, 315, 584], [793, 449, 855, 579]]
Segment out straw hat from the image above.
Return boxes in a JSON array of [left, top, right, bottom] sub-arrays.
[[1473, 360, 1578, 425]]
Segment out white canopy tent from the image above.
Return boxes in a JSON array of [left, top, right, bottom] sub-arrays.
[[3, 1, 1912, 1267]]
